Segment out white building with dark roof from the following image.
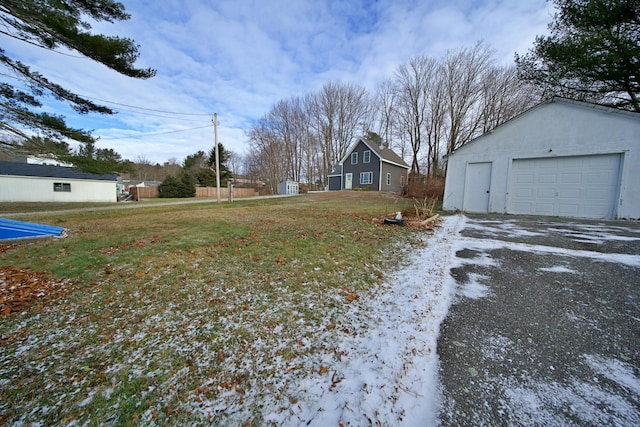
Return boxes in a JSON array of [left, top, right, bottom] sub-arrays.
[[0, 160, 118, 203]]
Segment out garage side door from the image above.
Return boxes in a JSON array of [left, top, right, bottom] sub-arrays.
[[507, 154, 621, 219]]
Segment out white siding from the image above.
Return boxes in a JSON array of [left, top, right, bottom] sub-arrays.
[[0, 176, 117, 202], [443, 99, 640, 219], [508, 154, 621, 219]]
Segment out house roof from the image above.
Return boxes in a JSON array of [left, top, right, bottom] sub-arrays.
[[0, 161, 117, 181], [448, 97, 640, 158], [340, 137, 410, 169], [369, 141, 410, 169]]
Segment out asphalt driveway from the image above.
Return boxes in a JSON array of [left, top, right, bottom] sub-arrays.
[[437, 214, 640, 426]]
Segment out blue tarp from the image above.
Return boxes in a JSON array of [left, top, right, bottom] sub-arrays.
[[0, 218, 65, 240]]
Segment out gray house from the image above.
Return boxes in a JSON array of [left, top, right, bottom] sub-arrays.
[[328, 137, 409, 192], [443, 98, 640, 219]]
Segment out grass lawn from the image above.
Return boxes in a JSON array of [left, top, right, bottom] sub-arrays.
[[0, 192, 427, 425]]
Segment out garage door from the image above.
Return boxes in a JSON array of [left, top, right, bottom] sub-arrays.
[[508, 154, 621, 219]]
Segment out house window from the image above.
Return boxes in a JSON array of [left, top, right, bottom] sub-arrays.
[[53, 182, 71, 192], [351, 152, 358, 164], [386, 173, 391, 186], [360, 172, 373, 185], [363, 150, 371, 163], [401, 175, 405, 187]]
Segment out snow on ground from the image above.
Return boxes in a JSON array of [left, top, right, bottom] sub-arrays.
[[440, 216, 640, 426], [4, 214, 637, 425], [207, 214, 639, 426], [461, 238, 640, 267], [190, 214, 468, 426]]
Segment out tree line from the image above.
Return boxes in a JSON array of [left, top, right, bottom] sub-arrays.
[[243, 0, 639, 192], [244, 42, 539, 192]]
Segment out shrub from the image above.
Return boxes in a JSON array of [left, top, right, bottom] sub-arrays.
[[403, 174, 444, 200], [159, 173, 196, 198]]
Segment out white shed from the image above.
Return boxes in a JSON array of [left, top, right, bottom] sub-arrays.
[[0, 161, 118, 203], [279, 180, 299, 195], [443, 98, 640, 220]]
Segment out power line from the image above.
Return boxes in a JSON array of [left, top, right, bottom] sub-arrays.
[[0, 42, 212, 117], [111, 106, 213, 122], [1, 74, 213, 120], [76, 93, 212, 116], [98, 124, 213, 140], [0, 30, 86, 58]]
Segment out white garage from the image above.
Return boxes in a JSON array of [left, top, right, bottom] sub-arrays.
[[0, 160, 118, 203], [443, 98, 640, 220]]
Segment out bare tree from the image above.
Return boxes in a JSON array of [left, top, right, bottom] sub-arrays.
[[227, 150, 242, 176], [393, 56, 438, 175], [425, 73, 447, 176], [132, 155, 155, 181], [479, 65, 538, 133], [308, 81, 372, 186], [246, 117, 285, 194], [269, 98, 300, 182], [162, 158, 182, 180], [441, 42, 494, 155], [299, 96, 322, 188], [374, 78, 399, 152]]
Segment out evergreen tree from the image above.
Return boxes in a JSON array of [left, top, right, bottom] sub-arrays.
[[0, 0, 155, 148], [516, 0, 640, 111], [159, 175, 181, 198], [207, 143, 233, 186], [159, 172, 195, 198], [179, 172, 196, 197]]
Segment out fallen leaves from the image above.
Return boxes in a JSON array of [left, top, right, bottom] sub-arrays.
[[285, 363, 304, 374], [346, 292, 359, 303], [98, 236, 163, 255], [0, 265, 69, 316], [0, 243, 19, 254]]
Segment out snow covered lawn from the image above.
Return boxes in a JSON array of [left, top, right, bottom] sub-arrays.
[[2, 207, 638, 426]]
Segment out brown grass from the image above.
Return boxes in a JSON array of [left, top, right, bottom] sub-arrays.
[[0, 191, 427, 425]]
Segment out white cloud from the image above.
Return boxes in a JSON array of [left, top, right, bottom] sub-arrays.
[[2, 0, 553, 164]]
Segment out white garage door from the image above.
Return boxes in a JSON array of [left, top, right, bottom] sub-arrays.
[[508, 154, 621, 219]]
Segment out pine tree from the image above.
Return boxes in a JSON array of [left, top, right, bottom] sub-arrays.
[[516, 0, 640, 111], [0, 0, 155, 148]]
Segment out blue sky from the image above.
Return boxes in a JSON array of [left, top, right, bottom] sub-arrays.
[[4, 0, 554, 164]]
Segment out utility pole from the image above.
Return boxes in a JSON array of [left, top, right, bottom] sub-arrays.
[[213, 113, 221, 203]]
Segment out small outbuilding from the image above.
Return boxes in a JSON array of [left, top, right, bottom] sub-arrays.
[[443, 98, 640, 219], [279, 180, 299, 195], [0, 160, 118, 203]]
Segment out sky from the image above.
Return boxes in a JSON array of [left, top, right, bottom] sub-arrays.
[[4, 0, 555, 165]]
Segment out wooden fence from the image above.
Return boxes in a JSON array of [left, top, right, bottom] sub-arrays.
[[130, 186, 256, 200], [130, 186, 159, 200], [195, 187, 257, 199]]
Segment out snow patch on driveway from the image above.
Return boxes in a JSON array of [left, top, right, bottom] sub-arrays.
[[457, 233, 640, 267], [538, 265, 579, 274]]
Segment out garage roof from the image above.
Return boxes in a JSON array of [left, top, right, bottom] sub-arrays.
[[0, 161, 117, 181]]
